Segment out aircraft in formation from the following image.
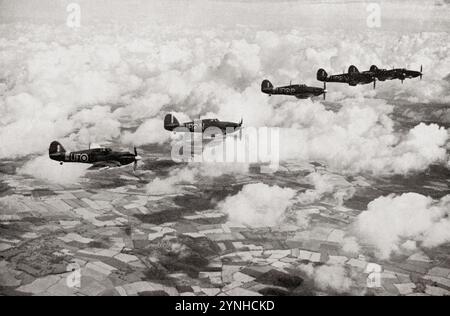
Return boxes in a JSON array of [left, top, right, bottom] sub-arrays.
[[49, 116, 243, 169], [366, 65, 423, 84], [261, 79, 326, 99], [49, 141, 142, 171], [49, 64, 423, 169], [317, 65, 376, 89], [164, 114, 243, 138], [262, 65, 423, 98]]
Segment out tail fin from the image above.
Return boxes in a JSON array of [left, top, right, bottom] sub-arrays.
[[370, 65, 379, 72], [348, 65, 359, 75], [164, 114, 180, 131], [317, 69, 328, 81], [49, 141, 65, 155], [261, 80, 273, 93]]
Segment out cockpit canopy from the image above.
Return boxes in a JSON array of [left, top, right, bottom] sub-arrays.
[[92, 148, 112, 153]]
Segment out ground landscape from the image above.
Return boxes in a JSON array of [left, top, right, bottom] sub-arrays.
[[1, 0, 450, 296]]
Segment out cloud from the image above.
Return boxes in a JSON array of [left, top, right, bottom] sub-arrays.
[[299, 263, 354, 294], [342, 236, 361, 255], [218, 183, 296, 227], [145, 163, 249, 195], [146, 167, 196, 195], [297, 172, 355, 205], [18, 155, 89, 185], [277, 99, 448, 175], [0, 15, 448, 178], [122, 117, 169, 146], [356, 193, 450, 258]]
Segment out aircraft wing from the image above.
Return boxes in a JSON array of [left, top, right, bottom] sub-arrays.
[[88, 160, 122, 171]]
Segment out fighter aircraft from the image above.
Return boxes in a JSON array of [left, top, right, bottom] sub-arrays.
[[261, 79, 326, 99], [317, 65, 376, 89], [164, 114, 243, 138], [49, 141, 142, 171], [365, 65, 423, 84]]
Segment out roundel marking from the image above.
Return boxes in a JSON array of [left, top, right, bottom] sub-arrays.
[[80, 154, 89, 162]]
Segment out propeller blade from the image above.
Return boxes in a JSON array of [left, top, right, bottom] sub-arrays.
[[373, 79, 376, 90], [133, 161, 137, 172], [420, 65, 423, 80], [134, 147, 137, 156]]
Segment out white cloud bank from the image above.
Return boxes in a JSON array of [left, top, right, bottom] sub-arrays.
[[0, 11, 448, 178], [146, 163, 249, 195], [219, 183, 296, 227], [356, 193, 450, 258], [18, 155, 89, 184], [299, 262, 356, 294]]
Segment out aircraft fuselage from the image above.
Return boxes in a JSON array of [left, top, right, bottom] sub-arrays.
[[180, 119, 242, 134], [50, 148, 137, 166], [324, 73, 374, 86], [263, 84, 325, 99]]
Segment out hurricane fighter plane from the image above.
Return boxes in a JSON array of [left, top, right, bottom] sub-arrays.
[[164, 114, 243, 138], [317, 65, 376, 89], [261, 79, 326, 99], [49, 141, 142, 171], [364, 65, 423, 84]]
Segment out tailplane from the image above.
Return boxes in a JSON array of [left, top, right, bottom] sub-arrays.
[[164, 113, 180, 131]]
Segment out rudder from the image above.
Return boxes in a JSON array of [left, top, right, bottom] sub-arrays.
[[317, 69, 328, 81], [164, 114, 180, 131], [348, 65, 360, 75], [261, 80, 273, 93], [49, 141, 65, 155]]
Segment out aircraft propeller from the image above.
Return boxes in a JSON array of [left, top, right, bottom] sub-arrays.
[[239, 118, 243, 140], [420, 65, 423, 80], [373, 78, 376, 90], [133, 147, 142, 172]]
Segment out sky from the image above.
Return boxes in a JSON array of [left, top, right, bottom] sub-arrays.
[[0, 0, 449, 31]]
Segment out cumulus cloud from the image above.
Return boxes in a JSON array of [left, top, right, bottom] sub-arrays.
[[146, 167, 196, 195], [18, 155, 89, 185], [218, 183, 296, 227], [146, 163, 249, 195], [122, 117, 169, 146], [277, 99, 448, 175], [299, 263, 354, 294], [356, 193, 450, 258], [342, 236, 361, 255], [297, 172, 355, 205]]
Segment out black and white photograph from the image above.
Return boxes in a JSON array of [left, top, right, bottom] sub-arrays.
[[0, 0, 449, 301]]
